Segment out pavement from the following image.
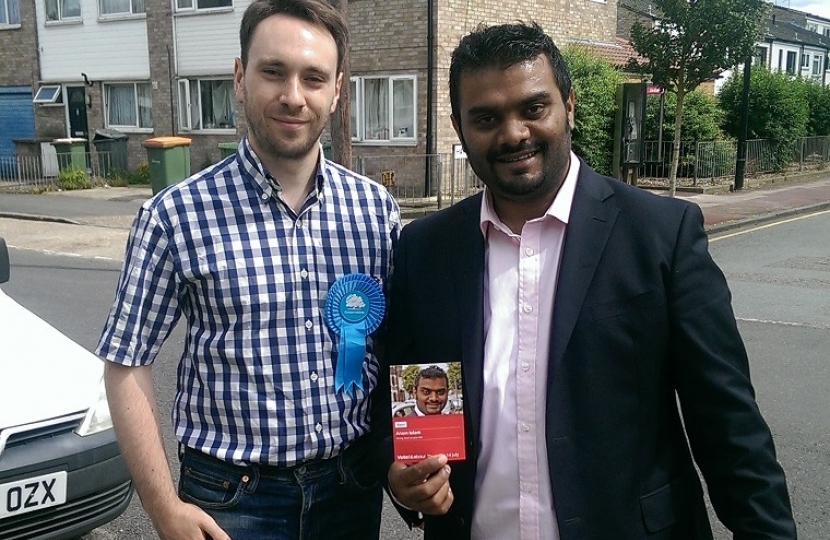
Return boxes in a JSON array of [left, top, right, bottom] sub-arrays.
[[2, 171, 830, 261]]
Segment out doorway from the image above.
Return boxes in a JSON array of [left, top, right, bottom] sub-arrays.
[[66, 86, 89, 142]]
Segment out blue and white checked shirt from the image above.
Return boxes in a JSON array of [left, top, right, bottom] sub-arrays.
[[97, 137, 400, 467]]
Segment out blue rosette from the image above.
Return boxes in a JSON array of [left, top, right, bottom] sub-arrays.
[[324, 273, 385, 397]]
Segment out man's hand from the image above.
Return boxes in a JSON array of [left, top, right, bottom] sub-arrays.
[[388, 454, 453, 515], [150, 499, 231, 540]]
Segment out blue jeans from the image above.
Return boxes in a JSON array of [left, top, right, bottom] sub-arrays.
[[177, 439, 382, 540]]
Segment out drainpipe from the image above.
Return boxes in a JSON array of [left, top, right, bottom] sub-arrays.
[[424, 0, 435, 197]]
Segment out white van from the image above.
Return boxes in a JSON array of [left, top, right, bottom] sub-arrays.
[[0, 238, 132, 539]]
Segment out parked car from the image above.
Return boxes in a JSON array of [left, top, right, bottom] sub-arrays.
[[0, 237, 132, 539]]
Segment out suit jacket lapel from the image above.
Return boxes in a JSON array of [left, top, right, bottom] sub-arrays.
[[551, 168, 618, 371]]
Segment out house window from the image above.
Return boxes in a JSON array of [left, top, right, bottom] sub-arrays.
[[105, 83, 152, 129], [99, 0, 144, 16], [1, 0, 20, 24], [785, 51, 797, 74], [813, 55, 822, 76], [753, 46, 767, 67], [350, 75, 416, 143], [175, 0, 231, 11], [801, 53, 810, 69], [177, 78, 235, 131], [33, 85, 62, 104], [45, 0, 81, 21]]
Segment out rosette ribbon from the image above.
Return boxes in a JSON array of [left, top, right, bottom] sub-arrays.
[[324, 274, 385, 397]]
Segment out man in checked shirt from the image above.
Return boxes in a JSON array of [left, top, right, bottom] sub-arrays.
[[96, 1, 399, 538]]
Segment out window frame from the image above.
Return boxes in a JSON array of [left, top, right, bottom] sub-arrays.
[[103, 82, 153, 132], [174, 0, 232, 13], [33, 85, 63, 104], [98, 0, 144, 18], [44, 0, 82, 22], [350, 74, 417, 145], [785, 51, 797, 75], [176, 77, 236, 133], [1, 0, 21, 25]]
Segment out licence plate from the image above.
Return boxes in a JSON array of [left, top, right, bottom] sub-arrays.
[[0, 471, 67, 519]]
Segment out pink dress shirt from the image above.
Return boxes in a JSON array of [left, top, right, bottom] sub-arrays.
[[472, 154, 580, 540]]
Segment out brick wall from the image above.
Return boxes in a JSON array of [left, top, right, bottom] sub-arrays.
[[0, 0, 39, 86], [346, 0, 619, 181]]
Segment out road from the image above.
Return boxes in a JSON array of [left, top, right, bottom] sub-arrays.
[[1, 209, 828, 538]]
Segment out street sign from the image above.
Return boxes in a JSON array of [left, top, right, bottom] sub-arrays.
[[646, 85, 665, 95]]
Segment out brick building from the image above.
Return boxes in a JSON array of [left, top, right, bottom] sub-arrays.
[[1, 0, 620, 185]]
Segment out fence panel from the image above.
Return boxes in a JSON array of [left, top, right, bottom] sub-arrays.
[[355, 153, 483, 208], [0, 150, 125, 191]]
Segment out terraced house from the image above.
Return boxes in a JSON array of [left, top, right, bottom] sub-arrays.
[[1, 0, 622, 194]]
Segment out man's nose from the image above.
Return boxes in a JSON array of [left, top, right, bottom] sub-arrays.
[[499, 116, 530, 147], [279, 77, 304, 108]]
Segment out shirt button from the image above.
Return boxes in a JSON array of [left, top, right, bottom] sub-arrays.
[[261, 193, 269, 201], [521, 423, 531, 432], [315, 423, 323, 433], [296, 219, 303, 228], [522, 303, 533, 314], [521, 362, 530, 372], [524, 247, 534, 256], [300, 269, 309, 278], [310, 372, 319, 382], [305, 320, 313, 329], [522, 484, 533, 494]]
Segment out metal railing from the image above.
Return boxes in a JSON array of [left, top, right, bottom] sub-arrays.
[[355, 153, 483, 209], [0, 150, 125, 191], [638, 136, 830, 187]]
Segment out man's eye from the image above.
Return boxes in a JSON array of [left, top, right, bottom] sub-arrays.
[[526, 104, 545, 116]]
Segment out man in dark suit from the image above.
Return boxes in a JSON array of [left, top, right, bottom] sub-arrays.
[[383, 22, 796, 540]]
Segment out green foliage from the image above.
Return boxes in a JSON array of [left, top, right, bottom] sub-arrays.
[[801, 80, 830, 136], [562, 46, 624, 176], [644, 89, 725, 142], [627, 0, 768, 193], [446, 362, 462, 391], [56, 167, 92, 190], [128, 162, 151, 185], [719, 67, 808, 170], [627, 0, 769, 95], [401, 364, 420, 397]]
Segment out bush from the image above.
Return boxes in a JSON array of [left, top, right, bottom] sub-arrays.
[[127, 162, 151, 185], [719, 67, 808, 171], [801, 79, 830, 136], [644, 89, 725, 142], [56, 167, 92, 190], [562, 46, 625, 176]]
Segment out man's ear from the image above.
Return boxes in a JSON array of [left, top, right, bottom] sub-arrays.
[[233, 57, 245, 103], [566, 89, 575, 131], [450, 114, 467, 153], [330, 72, 344, 114]]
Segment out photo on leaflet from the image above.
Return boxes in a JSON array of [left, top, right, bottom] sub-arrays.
[[390, 362, 465, 463]]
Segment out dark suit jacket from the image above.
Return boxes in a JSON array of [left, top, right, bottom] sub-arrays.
[[380, 164, 796, 540]]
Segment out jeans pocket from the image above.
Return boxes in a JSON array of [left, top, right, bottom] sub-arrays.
[[343, 447, 381, 491], [178, 452, 248, 510]]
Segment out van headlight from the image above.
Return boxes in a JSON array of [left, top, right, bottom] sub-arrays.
[[76, 379, 114, 436]]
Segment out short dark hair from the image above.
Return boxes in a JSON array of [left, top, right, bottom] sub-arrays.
[[239, 0, 349, 71], [449, 22, 572, 122], [414, 365, 448, 388]]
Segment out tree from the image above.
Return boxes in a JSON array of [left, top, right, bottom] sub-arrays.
[[401, 364, 420, 397], [446, 362, 462, 392], [562, 46, 625, 176], [627, 0, 768, 196]]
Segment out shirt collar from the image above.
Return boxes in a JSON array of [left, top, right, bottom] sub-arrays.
[[238, 135, 328, 204], [479, 150, 581, 237]]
